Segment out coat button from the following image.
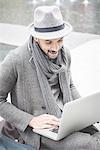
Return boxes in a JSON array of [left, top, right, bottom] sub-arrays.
[[41, 106, 46, 109]]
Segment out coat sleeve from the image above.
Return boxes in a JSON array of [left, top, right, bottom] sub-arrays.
[[70, 73, 81, 100], [0, 52, 33, 132], [66, 48, 81, 100]]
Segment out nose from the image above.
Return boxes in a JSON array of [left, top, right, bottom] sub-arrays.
[[50, 43, 59, 52]]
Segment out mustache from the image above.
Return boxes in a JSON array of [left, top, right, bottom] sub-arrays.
[[48, 46, 63, 53]]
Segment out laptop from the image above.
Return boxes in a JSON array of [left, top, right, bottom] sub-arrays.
[[33, 92, 100, 141]]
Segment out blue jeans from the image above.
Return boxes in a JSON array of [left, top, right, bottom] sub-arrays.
[[0, 134, 35, 150]]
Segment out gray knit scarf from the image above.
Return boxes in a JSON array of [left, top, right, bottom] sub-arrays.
[[29, 36, 72, 118]]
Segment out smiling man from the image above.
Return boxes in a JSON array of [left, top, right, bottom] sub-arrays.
[[0, 5, 100, 150], [34, 37, 63, 59]]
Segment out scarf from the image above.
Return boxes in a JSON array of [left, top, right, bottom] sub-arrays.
[[29, 36, 72, 118]]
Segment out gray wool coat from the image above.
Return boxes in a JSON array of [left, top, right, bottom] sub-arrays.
[[0, 40, 80, 149]]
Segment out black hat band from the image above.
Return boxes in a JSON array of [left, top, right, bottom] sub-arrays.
[[34, 24, 65, 33]]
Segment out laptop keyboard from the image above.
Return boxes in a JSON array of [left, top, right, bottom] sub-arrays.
[[50, 128, 59, 133]]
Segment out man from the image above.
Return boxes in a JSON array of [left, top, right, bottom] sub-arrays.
[[0, 5, 100, 150]]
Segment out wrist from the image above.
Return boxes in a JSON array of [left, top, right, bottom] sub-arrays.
[[29, 117, 36, 128]]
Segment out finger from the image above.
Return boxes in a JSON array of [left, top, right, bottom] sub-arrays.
[[51, 115, 60, 121], [52, 117, 60, 122], [46, 115, 60, 122], [44, 114, 59, 120], [39, 124, 53, 129], [46, 120, 60, 126]]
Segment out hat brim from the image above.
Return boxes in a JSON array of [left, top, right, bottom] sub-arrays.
[[28, 21, 72, 40]]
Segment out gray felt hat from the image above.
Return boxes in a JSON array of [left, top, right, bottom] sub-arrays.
[[29, 5, 72, 39]]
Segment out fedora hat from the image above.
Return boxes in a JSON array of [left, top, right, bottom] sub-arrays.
[[29, 5, 72, 40]]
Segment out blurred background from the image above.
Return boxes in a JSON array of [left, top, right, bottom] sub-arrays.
[[0, 0, 100, 34]]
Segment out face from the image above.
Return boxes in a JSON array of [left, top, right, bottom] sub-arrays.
[[34, 37, 64, 59]]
